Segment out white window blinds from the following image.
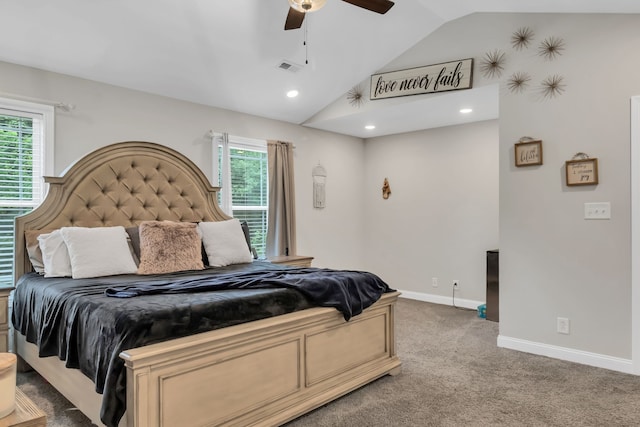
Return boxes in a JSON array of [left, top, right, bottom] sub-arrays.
[[214, 133, 268, 259], [0, 102, 51, 285]]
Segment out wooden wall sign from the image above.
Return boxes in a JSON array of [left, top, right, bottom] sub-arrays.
[[514, 139, 543, 167], [566, 158, 599, 186], [370, 58, 473, 101]]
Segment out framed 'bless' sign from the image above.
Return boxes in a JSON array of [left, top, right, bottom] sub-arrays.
[[565, 158, 599, 186], [514, 140, 543, 167]]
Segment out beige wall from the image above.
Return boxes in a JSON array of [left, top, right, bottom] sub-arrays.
[[363, 120, 499, 303], [497, 14, 640, 359], [371, 12, 640, 361], [0, 60, 367, 270]]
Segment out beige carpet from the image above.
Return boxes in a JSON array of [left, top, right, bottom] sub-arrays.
[[16, 298, 640, 426]]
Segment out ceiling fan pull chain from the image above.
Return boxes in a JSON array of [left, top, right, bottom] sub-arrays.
[[304, 18, 308, 65]]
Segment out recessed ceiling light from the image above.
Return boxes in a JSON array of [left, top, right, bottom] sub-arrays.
[[460, 108, 473, 114], [287, 90, 299, 98], [365, 125, 376, 130]]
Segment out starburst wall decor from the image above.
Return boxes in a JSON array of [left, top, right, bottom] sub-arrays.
[[538, 36, 565, 60], [511, 27, 535, 50], [540, 74, 566, 98], [476, 28, 568, 99], [507, 72, 531, 93], [346, 85, 365, 108], [480, 49, 506, 79]]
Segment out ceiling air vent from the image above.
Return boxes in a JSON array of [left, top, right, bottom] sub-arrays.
[[277, 60, 302, 73]]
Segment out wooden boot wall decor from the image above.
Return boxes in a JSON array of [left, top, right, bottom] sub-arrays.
[[382, 178, 391, 200]]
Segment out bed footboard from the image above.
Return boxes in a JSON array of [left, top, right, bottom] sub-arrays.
[[121, 291, 401, 427]]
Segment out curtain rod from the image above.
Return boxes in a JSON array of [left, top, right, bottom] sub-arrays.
[[0, 91, 75, 111], [208, 130, 295, 148]]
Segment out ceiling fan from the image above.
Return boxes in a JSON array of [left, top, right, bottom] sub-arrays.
[[285, 0, 395, 30]]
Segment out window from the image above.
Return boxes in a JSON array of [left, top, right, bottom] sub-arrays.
[[0, 99, 53, 286], [214, 134, 268, 258]]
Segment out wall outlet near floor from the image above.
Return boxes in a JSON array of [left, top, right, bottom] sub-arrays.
[[453, 280, 460, 291], [432, 277, 438, 288], [557, 317, 570, 334]]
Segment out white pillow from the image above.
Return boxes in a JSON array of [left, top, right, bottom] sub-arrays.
[[198, 219, 253, 267], [60, 226, 138, 279], [37, 230, 72, 278]]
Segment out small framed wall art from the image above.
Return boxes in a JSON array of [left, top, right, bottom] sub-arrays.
[[514, 139, 542, 167], [565, 157, 598, 186]]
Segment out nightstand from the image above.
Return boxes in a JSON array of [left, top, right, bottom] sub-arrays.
[[0, 389, 47, 427], [268, 255, 314, 268], [0, 285, 13, 353]]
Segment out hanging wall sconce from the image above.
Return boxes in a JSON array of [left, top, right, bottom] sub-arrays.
[[312, 163, 327, 208]]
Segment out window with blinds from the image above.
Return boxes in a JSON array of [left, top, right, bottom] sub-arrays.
[[217, 137, 268, 258], [0, 104, 49, 286]]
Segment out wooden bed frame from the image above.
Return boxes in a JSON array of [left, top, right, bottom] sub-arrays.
[[13, 141, 401, 427]]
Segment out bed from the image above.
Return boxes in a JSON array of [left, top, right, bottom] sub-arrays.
[[11, 141, 401, 427]]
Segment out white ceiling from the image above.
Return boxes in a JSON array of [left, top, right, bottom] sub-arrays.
[[1, 1, 639, 138]]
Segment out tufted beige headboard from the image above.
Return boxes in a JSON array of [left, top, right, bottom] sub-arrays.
[[14, 141, 230, 284]]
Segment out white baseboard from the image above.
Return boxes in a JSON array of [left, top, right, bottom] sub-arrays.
[[498, 335, 634, 375], [398, 289, 484, 311], [398, 291, 634, 375]]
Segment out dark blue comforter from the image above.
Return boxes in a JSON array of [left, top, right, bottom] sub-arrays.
[[105, 267, 390, 321]]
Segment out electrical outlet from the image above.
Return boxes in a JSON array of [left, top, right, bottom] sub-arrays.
[[432, 277, 438, 288], [557, 317, 570, 334], [453, 280, 459, 291]]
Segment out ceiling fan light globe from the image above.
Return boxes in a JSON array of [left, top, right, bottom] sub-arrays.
[[288, 0, 327, 13]]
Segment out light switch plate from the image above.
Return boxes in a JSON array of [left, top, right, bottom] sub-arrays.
[[584, 202, 611, 220]]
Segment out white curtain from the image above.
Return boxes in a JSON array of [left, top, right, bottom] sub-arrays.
[[266, 140, 296, 257]]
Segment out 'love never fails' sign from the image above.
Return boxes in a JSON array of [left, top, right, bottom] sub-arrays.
[[370, 58, 473, 100]]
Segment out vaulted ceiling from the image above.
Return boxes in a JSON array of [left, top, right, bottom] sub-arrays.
[[2, 1, 639, 138]]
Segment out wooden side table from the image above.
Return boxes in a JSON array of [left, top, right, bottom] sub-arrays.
[[0, 285, 13, 353], [268, 255, 314, 268], [0, 388, 46, 427]]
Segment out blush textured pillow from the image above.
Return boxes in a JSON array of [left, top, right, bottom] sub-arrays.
[[198, 219, 253, 267], [137, 221, 204, 275], [37, 230, 72, 278], [60, 226, 138, 279]]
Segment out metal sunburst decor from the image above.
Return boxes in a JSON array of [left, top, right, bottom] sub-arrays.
[[511, 27, 535, 50], [540, 74, 566, 98], [346, 86, 365, 108], [507, 72, 532, 93], [480, 49, 506, 79], [538, 36, 565, 60]]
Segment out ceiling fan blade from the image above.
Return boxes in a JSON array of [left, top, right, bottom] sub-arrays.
[[285, 7, 305, 30], [341, 0, 394, 14]]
